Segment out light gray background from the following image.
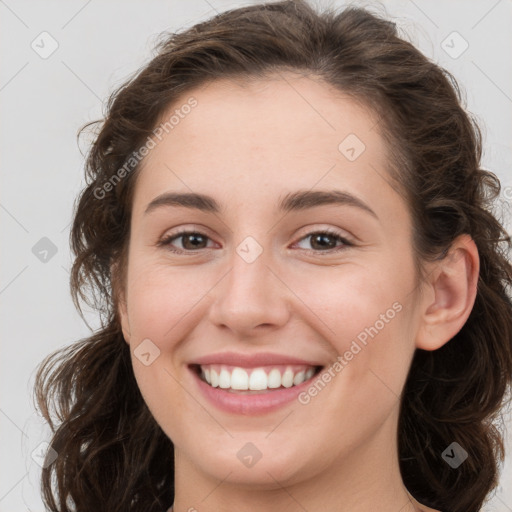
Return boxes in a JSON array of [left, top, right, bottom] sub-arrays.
[[1, 0, 511, 510]]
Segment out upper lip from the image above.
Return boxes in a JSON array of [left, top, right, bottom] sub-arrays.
[[191, 351, 325, 368]]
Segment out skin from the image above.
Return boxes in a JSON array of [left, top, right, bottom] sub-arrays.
[[117, 72, 479, 512]]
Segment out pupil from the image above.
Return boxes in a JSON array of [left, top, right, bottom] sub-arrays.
[[185, 233, 205, 249], [313, 234, 336, 249]]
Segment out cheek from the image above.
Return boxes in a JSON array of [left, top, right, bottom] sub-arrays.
[[292, 259, 418, 396], [125, 260, 209, 344], [295, 263, 413, 345]]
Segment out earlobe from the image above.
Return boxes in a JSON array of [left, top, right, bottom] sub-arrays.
[[415, 234, 480, 351]]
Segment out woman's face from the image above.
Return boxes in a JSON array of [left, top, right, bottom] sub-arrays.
[[118, 73, 425, 487]]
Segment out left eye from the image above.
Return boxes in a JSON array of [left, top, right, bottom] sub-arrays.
[[294, 230, 353, 252], [158, 229, 353, 254]]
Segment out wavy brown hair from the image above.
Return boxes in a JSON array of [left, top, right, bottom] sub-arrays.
[[33, 1, 512, 511]]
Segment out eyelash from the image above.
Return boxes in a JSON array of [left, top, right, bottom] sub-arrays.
[[157, 228, 354, 256]]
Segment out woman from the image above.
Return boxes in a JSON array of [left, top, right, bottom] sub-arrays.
[[33, 1, 512, 511]]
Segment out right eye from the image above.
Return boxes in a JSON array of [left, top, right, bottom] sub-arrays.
[[157, 230, 215, 254]]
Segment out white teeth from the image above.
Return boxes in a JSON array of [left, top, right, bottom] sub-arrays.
[[210, 368, 219, 387], [281, 368, 294, 388], [200, 364, 318, 391], [267, 368, 281, 388], [231, 368, 249, 390], [219, 368, 231, 389], [248, 368, 267, 390], [293, 371, 305, 386]]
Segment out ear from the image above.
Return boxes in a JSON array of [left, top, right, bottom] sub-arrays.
[[111, 261, 131, 345], [415, 234, 480, 351]]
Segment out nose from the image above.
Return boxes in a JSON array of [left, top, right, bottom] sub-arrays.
[[207, 245, 291, 340]]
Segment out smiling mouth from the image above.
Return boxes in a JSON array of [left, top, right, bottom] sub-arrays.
[[190, 363, 323, 394]]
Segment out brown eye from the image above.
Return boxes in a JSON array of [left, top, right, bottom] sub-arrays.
[[309, 233, 339, 250], [294, 229, 353, 254], [157, 228, 354, 255], [158, 230, 213, 253], [179, 232, 209, 250]]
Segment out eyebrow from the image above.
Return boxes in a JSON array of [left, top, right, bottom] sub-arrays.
[[144, 189, 378, 219]]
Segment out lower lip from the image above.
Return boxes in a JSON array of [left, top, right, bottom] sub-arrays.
[[189, 366, 319, 415]]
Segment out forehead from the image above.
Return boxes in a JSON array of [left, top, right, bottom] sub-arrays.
[[132, 73, 394, 216]]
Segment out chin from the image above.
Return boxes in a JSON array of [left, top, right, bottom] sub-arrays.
[[187, 439, 319, 489]]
